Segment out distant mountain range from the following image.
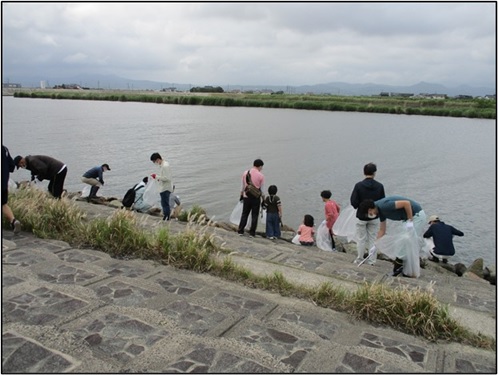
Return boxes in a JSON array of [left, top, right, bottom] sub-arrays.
[[9, 73, 496, 97]]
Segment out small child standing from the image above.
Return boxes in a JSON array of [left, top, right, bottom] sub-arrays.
[[263, 185, 282, 239], [298, 214, 315, 246], [320, 190, 340, 251]]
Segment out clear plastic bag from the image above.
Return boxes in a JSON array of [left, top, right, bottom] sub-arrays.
[[316, 220, 334, 251], [8, 179, 17, 193], [229, 201, 266, 229], [142, 179, 161, 209], [333, 205, 358, 243], [291, 234, 301, 245]]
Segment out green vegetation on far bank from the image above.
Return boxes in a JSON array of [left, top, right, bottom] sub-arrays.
[[6, 186, 496, 350], [11, 89, 496, 119]]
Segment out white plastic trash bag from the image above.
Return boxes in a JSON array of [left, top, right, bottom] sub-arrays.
[[81, 185, 91, 198], [291, 234, 301, 245], [316, 220, 334, 251], [229, 201, 266, 229], [142, 179, 161, 209], [333, 205, 358, 243], [230, 201, 244, 225], [8, 179, 17, 192]]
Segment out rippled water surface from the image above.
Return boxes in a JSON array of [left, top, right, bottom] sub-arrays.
[[3, 96, 495, 265]]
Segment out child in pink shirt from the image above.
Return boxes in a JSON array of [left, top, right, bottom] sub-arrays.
[[321, 190, 340, 251], [298, 214, 315, 246]]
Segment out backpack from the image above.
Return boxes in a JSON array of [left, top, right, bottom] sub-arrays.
[[122, 183, 145, 208], [122, 185, 137, 208]]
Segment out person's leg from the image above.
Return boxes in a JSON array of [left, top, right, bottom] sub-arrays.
[[238, 198, 251, 234], [354, 219, 367, 263], [52, 168, 67, 199], [89, 186, 100, 199], [2, 190, 21, 233], [160, 190, 171, 220], [366, 220, 380, 265], [266, 212, 276, 238], [329, 229, 336, 250], [274, 214, 281, 238], [249, 197, 260, 236]]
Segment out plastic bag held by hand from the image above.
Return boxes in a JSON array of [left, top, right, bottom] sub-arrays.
[[405, 221, 414, 229]]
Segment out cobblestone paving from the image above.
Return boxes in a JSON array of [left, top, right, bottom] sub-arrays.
[[2, 229, 496, 373]]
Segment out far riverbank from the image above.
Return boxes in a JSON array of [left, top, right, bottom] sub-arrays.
[[4, 87, 496, 119]]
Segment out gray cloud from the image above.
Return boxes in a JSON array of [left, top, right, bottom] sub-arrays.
[[2, 2, 495, 87]]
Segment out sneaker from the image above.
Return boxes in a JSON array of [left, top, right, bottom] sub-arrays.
[[392, 265, 404, 277], [11, 219, 21, 234], [429, 256, 440, 263]]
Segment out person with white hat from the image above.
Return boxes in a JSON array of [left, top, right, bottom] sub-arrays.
[[423, 215, 464, 263]]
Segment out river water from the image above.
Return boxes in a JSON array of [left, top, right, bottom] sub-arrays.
[[2, 96, 496, 266]]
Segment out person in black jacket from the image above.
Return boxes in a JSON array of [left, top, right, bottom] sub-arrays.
[[14, 154, 67, 199], [423, 215, 464, 263], [2, 145, 21, 233], [350, 163, 385, 264]]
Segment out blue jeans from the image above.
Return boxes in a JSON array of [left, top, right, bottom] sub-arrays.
[[160, 190, 171, 220], [266, 212, 281, 238]]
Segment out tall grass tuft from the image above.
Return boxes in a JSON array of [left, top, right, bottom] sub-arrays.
[[7, 186, 86, 242], [84, 210, 152, 258], [347, 282, 466, 341], [157, 215, 219, 271]]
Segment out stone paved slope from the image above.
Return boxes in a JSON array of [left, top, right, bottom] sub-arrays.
[[2, 202, 496, 373]]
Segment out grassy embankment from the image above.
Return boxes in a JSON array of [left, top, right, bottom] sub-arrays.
[[6, 186, 496, 350], [12, 89, 496, 119]]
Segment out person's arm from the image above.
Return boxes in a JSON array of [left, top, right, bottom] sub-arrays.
[[377, 220, 386, 238], [451, 226, 464, 237], [98, 169, 104, 185], [394, 200, 413, 220], [350, 187, 359, 209], [423, 226, 433, 238]]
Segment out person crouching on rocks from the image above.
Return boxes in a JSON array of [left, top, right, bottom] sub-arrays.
[[423, 215, 464, 264], [82, 163, 111, 202]]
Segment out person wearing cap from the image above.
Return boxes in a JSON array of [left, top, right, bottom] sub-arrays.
[[81, 163, 111, 201], [14, 154, 67, 199], [2, 145, 21, 233], [150, 152, 173, 220], [423, 215, 464, 263]]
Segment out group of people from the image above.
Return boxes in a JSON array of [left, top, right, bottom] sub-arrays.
[[236, 159, 464, 278], [1, 146, 180, 234], [2, 146, 464, 279]]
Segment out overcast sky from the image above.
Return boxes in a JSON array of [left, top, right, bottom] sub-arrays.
[[2, 2, 496, 88]]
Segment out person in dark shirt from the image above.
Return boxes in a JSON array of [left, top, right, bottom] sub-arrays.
[[350, 163, 385, 264], [14, 154, 67, 199], [423, 215, 464, 263]]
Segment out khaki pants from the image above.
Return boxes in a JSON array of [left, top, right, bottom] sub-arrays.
[[81, 177, 102, 187]]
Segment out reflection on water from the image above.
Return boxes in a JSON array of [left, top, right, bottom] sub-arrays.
[[2, 97, 495, 265]]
